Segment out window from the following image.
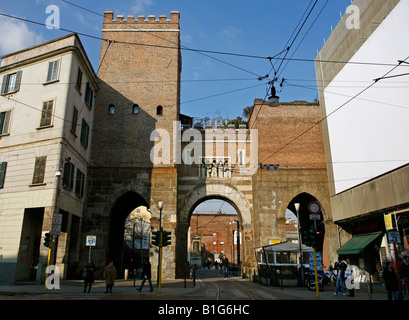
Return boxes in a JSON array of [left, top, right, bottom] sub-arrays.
[[63, 161, 75, 190], [156, 105, 163, 116], [39, 100, 54, 127], [76, 67, 83, 91], [71, 107, 78, 135], [1, 71, 22, 95], [0, 162, 7, 188], [132, 104, 139, 114], [80, 119, 89, 147], [46, 59, 59, 82], [85, 81, 93, 108], [238, 149, 245, 165], [108, 104, 115, 115], [75, 169, 85, 197], [0, 110, 11, 135], [32, 156, 46, 185]]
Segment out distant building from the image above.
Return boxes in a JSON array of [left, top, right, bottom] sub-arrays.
[[0, 33, 98, 282], [189, 213, 241, 267]]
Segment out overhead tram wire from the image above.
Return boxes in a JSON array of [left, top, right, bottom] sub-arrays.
[[270, 0, 315, 75], [277, 0, 330, 79], [216, 0, 319, 214], [275, 0, 319, 76], [248, 0, 319, 131], [261, 55, 409, 164], [0, 12, 405, 70], [218, 55, 409, 214]]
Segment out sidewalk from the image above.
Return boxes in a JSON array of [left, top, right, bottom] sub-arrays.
[[0, 277, 199, 298], [0, 276, 400, 300]]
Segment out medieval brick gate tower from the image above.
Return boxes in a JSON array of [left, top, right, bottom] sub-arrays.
[[82, 10, 338, 280]]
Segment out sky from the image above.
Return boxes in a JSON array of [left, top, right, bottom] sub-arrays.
[[0, 0, 353, 121]]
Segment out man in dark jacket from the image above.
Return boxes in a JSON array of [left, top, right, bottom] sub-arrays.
[[383, 261, 400, 300], [137, 258, 153, 292]]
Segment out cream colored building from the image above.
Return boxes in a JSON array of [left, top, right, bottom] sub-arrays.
[[0, 33, 97, 282]]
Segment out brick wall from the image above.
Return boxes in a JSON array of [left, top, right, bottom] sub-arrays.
[[248, 100, 326, 169], [92, 11, 181, 167]]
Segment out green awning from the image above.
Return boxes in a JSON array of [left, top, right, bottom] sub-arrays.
[[337, 232, 383, 255]]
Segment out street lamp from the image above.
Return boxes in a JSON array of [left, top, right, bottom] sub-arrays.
[[267, 85, 280, 107], [294, 203, 304, 285], [157, 201, 163, 292], [230, 219, 241, 274], [158, 201, 163, 229]]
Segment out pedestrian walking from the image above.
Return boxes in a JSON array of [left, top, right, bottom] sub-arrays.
[[137, 258, 153, 292], [221, 255, 229, 279], [383, 261, 400, 300], [82, 259, 96, 293], [333, 256, 347, 296], [104, 260, 117, 293]]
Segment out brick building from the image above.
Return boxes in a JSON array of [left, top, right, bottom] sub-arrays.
[[189, 213, 240, 267]]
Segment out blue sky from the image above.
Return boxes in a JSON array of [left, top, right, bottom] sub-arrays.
[[0, 0, 352, 121]]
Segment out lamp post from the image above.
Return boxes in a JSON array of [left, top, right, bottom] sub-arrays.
[[294, 203, 304, 285], [230, 219, 241, 274], [157, 201, 163, 292]]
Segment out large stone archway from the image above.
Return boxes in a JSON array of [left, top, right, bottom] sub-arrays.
[[175, 181, 254, 278]]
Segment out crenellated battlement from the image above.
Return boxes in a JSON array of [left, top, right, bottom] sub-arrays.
[[103, 10, 180, 25]]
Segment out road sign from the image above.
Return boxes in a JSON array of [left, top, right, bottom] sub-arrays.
[[309, 214, 321, 221], [388, 231, 401, 244], [309, 251, 323, 272], [51, 213, 62, 236], [86, 235, 97, 247], [308, 201, 321, 214]]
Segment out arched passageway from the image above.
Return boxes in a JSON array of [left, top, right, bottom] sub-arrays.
[[175, 182, 253, 278], [287, 192, 327, 266], [108, 191, 149, 274]]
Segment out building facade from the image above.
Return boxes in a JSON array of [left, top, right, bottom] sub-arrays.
[[315, 0, 409, 278], [0, 10, 339, 283], [0, 34, 98, 282]]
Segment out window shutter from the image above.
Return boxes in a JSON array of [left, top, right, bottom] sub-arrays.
[[0, 111, 11, 134], [40, 100, 53, 127], [1, 75, 7, 95], [47, 60, 59, 82], [0, 162, 7, 188], [33, 156, 46, 184], [13, 71, 22, 92]]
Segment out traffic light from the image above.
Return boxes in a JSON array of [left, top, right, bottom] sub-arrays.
[[302, 226, 317, 248], [152, 230, 161, 247], [43, 232, 51, 248], [162, 231, 171, 247]]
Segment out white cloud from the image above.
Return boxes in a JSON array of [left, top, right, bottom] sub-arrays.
[[131, 0, 155, 13], [217, 26, 242, 42], [0, 16, 44, 55]]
